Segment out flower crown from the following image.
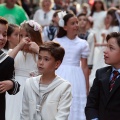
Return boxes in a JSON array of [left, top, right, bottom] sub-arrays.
[[58, 11, 67, 27], [21, 20, 42, 32]]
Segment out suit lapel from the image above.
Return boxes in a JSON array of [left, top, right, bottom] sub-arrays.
[[0, 50, 8, 63], [101, 68, 112, 99]]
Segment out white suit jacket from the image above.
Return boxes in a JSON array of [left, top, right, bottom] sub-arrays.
[[20, 75, 72, 120]]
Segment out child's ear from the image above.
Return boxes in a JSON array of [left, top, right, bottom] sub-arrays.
[[63, 26, 67, 31], [55, 60, 61, 70]]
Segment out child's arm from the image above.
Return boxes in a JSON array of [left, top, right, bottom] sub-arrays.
[[81, 58, 89, 95], [8, 37, 29, 58], [0, 56, 20, 95], [55, 83, 72, 120], [28, 42, 39, 54], [85, 70, 100, 120], [0, 80, 20, 94]]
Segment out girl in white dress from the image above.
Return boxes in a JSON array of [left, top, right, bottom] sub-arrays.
[[5, 20, 43, 120], [89, 0, 107, 86], [90, 0, 106, 65], [54, 13, 89, 120]]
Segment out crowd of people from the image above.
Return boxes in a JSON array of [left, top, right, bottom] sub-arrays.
[[0, 0, 120, 120]]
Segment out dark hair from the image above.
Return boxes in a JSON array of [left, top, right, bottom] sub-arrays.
[[57, 13, 75, 38], [39, 41, 65, 62], [53, 10, 62, 17], [107, 7, 119, 26], [7, 24, 19, 36], [0, 17, 8, 25], [4, 24, 19, 50], [106, 32, 120, 47], [20, 22, 43, 46], [90, 1, 106, 16]]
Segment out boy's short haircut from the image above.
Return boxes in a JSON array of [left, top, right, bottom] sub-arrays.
[[39, 41, 65, 62], [0, 17, 8, 25], [106, 32, 120, 47], [77, 13, 87, 18]]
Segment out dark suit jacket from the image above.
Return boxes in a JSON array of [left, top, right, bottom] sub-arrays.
[[85, 66, 120, 120], [0, 50, 20, 120]]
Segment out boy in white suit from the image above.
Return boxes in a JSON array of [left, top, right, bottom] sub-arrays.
[[21, 41, 72, 120]]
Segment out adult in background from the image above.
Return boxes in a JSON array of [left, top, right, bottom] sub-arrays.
[[33, 0, 55, 28], [0, 0, 29, 25]]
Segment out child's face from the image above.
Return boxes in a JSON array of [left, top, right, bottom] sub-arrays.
[[95, 1, 102, 10], [104, 37, 120, 69], [105, 14, 113, 25], [8, 27, 20, 48], [64, 16, 79, 37], [52, 15, 59, 26], [37, 50, 61, 75], [0, 23, 8, 49], [78, 15, 88, 28]]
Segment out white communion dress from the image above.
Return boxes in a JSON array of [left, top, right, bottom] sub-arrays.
[[6, 51, 38, 120], [54, 36, 89, 120]]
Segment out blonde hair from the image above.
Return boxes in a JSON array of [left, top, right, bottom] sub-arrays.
[[20, 21, 43, 46], [40, 0, 54, 9]]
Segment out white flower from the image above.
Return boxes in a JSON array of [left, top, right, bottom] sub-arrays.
[[58, 11, 67, 19], [58, 11, 67, 27], [21, 20, 42, 32], [58, 18, 64, 27]]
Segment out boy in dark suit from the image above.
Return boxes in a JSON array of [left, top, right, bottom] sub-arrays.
[[0, 17, 20, 120], [85, 32, 120, 120]]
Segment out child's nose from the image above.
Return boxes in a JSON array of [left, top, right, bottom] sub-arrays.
[[0, 34, 3, 39], [104, 47, 107, 54], [40, 59, 44, 64]]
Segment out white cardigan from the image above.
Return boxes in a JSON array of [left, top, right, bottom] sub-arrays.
[[20, 75, 72, 120]]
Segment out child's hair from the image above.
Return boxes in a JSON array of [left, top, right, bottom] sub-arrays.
[[106, 32, 120, 47], [39, 41, 65, 62], [57, 13, 75, 38], [107, 7, 119, 26], [0, 17, 8, 25], [4, 24, 19, 50], [20, 20, 43, 46], [77, 13, 87, 18], [7, 24, 19, 36], [87, 16, 94, 27]]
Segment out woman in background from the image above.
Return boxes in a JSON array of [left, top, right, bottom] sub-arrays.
[[33, 0, 55, 28]]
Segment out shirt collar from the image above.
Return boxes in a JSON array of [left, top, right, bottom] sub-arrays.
[[112, 67, 120, 73]]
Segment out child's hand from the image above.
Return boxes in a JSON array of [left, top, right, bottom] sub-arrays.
[[18, 37, 30, 50], [28, 42, 39, 54], [0, 80, 13, 93], [101, 33, 106, 40]]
